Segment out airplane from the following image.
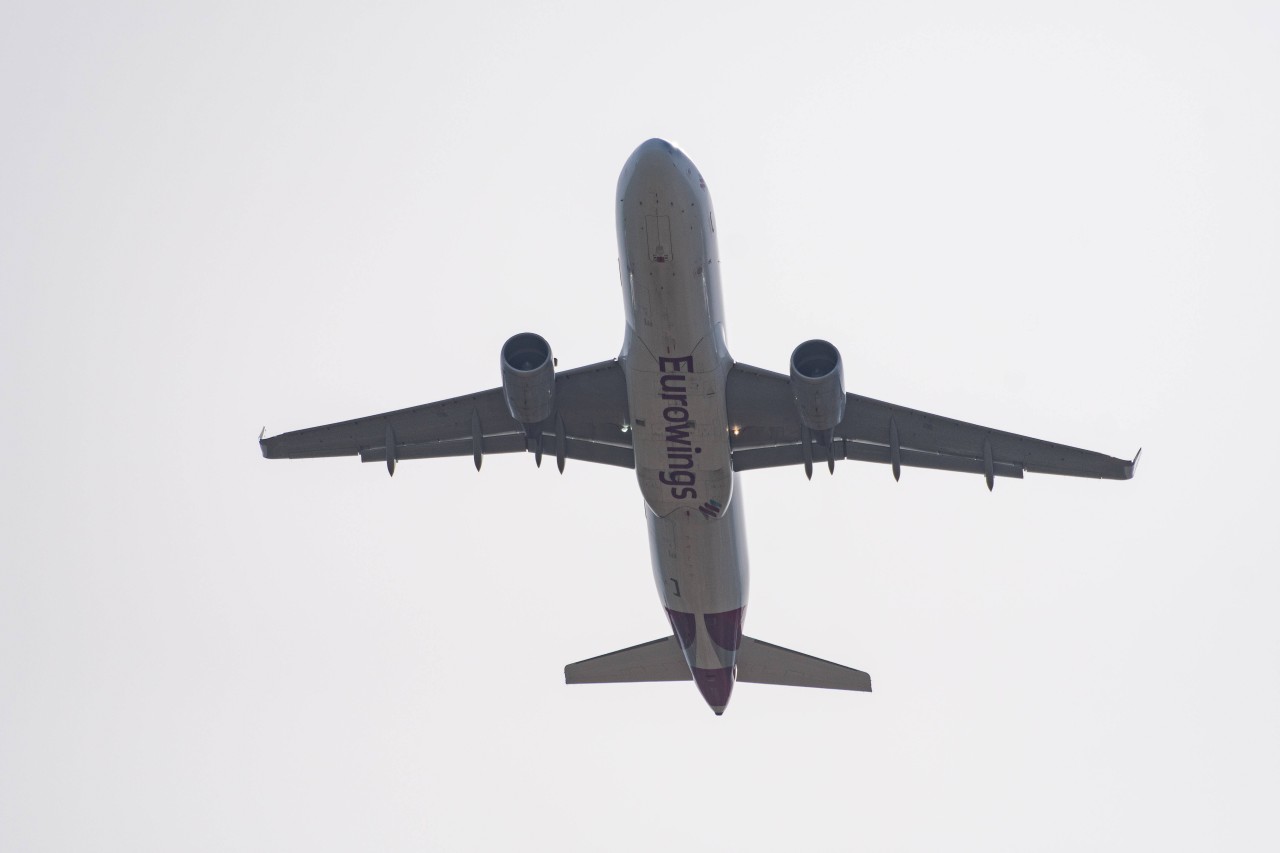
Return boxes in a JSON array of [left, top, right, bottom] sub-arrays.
[[260, 138, 1138, 715]]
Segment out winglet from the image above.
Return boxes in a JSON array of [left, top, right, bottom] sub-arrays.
[[258, 427, 269, 458], [1125, 447, 1142, 479]]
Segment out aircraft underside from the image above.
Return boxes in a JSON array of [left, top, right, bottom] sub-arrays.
[[260, 138, 1137, 714]]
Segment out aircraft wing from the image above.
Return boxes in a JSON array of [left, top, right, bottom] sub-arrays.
[[260, 359, 633, 472], [725, 363, 1136, 486]]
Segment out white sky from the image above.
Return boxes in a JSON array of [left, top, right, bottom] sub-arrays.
[[3, 1, 1278, 850]]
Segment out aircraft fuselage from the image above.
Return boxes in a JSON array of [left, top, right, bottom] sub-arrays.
[[616, 139, 747, 714]]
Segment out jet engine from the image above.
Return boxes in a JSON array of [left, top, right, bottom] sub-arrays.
[[789, 339, 846, 433], [500, 332, 556, 427]]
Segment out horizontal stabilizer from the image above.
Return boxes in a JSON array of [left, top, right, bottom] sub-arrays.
[[737, 636, 871, 692], [565, 636, 691, 684], [565, 635, 870, 692]]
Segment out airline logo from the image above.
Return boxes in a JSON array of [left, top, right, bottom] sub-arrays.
[[658, 355, 700, 502], [699, 498, 722, 519]]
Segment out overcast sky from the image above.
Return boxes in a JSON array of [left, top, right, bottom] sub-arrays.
[[3, 2, 1278, 850]]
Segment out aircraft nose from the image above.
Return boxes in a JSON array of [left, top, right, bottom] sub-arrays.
[[633, 137, 676, 158], [622, 138, 680, 181]]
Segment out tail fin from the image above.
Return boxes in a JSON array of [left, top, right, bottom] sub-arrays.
[[737, 637, 871, 692], [564, 636, 691, 684]]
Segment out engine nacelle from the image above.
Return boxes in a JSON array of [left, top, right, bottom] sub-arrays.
[[501, 332, 555, 427], [789, 339, 846, 432]]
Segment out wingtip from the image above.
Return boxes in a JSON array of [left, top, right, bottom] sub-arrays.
[[1124, 447, 1142, 479]]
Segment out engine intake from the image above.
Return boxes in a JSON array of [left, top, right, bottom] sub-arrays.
[[789, 339, 846, 433], [501, 332, 555, 427]]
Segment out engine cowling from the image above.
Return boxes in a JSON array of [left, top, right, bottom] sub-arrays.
[[501, 332, 555, 427], [789, 339, 846, 432]]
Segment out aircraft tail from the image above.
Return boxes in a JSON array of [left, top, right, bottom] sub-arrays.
[[564, 635, 871, 692]]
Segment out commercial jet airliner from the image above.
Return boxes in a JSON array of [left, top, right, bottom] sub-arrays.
[[261, 139, 1137, 715]]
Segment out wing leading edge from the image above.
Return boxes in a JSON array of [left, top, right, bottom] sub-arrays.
[[260, 359, 633, 473], [725, 363, 1136, 486]]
